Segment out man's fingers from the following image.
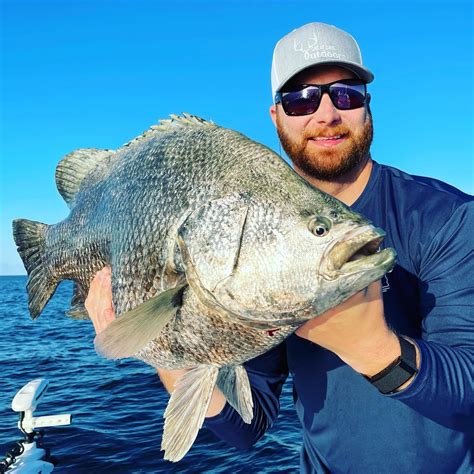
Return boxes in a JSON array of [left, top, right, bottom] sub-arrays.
[[85, 266, 116, 335], [98, 267, 112, 299], [295, 279, 384, 338]]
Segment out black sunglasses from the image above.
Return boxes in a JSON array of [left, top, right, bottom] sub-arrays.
[[275, 79, 367, 116]]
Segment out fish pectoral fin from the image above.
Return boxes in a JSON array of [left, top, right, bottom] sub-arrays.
[[161, 365, 219, 462], [94, 284, 186, 359], [217, 365, 253, 424]]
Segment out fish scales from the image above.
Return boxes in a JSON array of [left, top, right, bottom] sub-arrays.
[[13, 114, 396, 461], [158, 290, 292, 368]]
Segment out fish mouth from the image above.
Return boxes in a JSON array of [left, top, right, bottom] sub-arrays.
[[324, 226, 396, 278]]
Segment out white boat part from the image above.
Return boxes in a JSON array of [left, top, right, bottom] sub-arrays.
[[12, 379, 72, 434], [1, 379, 72, 474], [4, 442, 54, 474]]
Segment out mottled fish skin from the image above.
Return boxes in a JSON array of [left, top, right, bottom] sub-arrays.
[[13, 114, 396, 461], [18, 116, 343, 361], [139, 286, 297, 369], [13, 111, 395, 368]]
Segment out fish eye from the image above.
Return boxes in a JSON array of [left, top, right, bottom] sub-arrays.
[[308, 217, 332, 237]]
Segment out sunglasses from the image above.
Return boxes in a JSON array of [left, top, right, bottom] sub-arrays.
[[275, 79, 367, 116]]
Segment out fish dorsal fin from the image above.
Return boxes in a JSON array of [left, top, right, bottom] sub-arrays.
[[160, 113, 216, 129], [55, 148, 114, 207], [119, 113, 216, 150]]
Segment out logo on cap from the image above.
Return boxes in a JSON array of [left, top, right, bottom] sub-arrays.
[[293, 31, 346, 61]]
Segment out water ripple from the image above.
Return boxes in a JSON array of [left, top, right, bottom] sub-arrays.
[[0, 276, 300, 472]]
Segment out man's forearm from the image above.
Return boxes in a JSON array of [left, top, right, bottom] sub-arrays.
[[389, 341, 473, 430], [338, 331, 421, 393]]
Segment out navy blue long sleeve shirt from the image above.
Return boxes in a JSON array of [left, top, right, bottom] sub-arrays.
[[205, 161, 474, 473]]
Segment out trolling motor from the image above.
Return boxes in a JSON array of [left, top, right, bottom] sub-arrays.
[[1, 379, 72, 473]]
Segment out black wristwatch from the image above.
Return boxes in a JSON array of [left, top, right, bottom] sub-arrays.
[[362, 335, 418, 395]]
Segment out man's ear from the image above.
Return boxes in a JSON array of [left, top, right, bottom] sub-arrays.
[[269, 104, 277, 127]]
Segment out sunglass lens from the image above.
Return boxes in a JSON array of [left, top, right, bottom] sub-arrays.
[[329, 83, 366, 110], [281, 87, 321, 116]]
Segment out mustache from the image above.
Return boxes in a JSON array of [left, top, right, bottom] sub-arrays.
[[302, 127, 351, 140]]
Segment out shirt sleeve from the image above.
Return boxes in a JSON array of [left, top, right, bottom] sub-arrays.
[[204, 341, 289, 450], [389, 201, 474, 431]]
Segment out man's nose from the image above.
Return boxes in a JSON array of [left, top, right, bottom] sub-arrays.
[[311, 93, 341, 125]]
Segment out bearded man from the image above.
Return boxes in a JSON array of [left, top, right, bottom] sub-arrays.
[[86, 22, 473, 473]]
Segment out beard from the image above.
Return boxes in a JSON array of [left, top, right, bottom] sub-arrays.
[[276, 110, 374, 181]]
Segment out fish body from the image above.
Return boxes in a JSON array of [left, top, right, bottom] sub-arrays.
[[13, 114, 396, 461]]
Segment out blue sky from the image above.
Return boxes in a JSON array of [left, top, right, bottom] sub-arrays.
[[1, 0, 472, 275]]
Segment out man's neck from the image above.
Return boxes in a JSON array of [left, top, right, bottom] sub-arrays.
[[295, 157, 373, 206]]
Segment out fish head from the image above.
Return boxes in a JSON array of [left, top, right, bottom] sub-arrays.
[[178, 193, 396, 329]]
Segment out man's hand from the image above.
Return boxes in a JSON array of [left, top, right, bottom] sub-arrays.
[[296, 280, 401, 377], [85, 266, 116, 334], [84, 266, 189, 392], [84, 267, 227, 415]]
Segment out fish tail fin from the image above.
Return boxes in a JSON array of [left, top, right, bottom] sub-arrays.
[[217, 365, 254, 424], [12, 219, 58, 319], [161, 365, 219, 462]]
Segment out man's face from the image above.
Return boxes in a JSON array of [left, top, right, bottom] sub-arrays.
[[270, 66, 373, 181]]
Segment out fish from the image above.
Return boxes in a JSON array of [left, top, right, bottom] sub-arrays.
[[12, 113, 396, 461]]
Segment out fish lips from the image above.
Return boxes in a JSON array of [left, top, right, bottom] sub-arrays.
[[323, 226, 397, 279]]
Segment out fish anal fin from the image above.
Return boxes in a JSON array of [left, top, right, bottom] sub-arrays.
[[217, 365, 253, 424], [66, 282, 89, 319], [161, 366, 219, 462], [94, 284, 186, 359]]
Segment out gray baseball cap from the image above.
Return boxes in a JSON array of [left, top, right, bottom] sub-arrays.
[[271, 22, 374, 100]]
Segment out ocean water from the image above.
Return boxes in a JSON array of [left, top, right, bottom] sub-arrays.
[[0, 276, 301, 473]]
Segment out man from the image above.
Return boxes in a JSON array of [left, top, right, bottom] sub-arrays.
[[86, 23, 473, 473]]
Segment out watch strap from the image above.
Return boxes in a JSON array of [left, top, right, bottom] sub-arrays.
[[363, 335, 418, 395]]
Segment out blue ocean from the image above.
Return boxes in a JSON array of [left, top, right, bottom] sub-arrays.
[[0, 276, 301, 473]]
